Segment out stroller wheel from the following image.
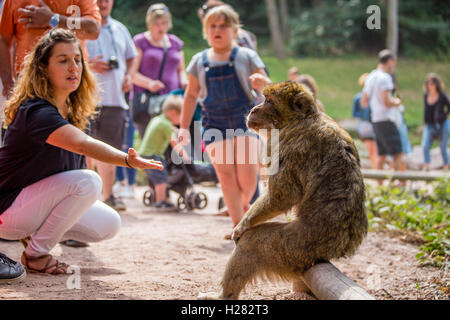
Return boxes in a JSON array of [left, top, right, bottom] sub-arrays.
[[189, 192, 208, 210], [143, 189, 155, 207], [218, 197, 225, 211], [177, 196, 188, 211]]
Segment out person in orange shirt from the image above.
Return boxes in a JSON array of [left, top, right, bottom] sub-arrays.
[[0, 0, 101, 97]]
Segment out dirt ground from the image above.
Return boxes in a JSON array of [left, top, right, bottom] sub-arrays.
[[0, 185, 448, 300]]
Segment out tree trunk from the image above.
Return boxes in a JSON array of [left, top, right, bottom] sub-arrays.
[[386, 0, 399, 56], [293, 0, 301, 18], [312, 0, 322, 7], [280, 0, 289, 43], [265, 0, 288, 59]]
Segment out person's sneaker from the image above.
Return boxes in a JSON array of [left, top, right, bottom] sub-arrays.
[[104, 195, 126, 211], [0, 253, 26, 284], [150, 200, 178, 212], [60, 240, 89, 248], [113, 181, 125, 195], [119, 185, 135, 199]]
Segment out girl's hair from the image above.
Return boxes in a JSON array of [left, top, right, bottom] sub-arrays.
[[202, 4, 241, 40], [297, 74, 319, 98], [423, 73, 444, 94], [358, 73, 369, 88], [146, 3, 172, 30], [3, 28, 99, 130]]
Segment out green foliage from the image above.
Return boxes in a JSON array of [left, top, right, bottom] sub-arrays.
[[365, 178, 450, 268], [289, 0, 450, 59], [289, 0, 383, 57]]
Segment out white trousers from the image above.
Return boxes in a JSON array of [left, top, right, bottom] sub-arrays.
[[0, 170, 121, 257]]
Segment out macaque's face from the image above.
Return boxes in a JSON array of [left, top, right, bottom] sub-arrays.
[[247, 81, 317, 131]]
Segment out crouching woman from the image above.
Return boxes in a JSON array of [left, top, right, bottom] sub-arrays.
[[0, 29, 163, 275]]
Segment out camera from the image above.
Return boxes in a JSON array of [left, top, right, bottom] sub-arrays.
[[108, 56, 119, 70]]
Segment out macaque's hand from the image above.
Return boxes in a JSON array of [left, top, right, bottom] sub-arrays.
[[126, 148, 164, 170], [231, 218, 251, 244]]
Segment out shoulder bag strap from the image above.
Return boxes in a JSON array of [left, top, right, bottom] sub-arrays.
[[157, 36, 168, 81]]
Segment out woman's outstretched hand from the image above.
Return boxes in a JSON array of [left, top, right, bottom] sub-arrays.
[[126, 148, 164, 170]]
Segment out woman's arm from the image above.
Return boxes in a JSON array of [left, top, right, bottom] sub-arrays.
[[179, 74, 201, 145], [46, 124, 163, 170], [180, 74, 201, 130], [177, 51, 188, 89], [131, 48, 165, 93]]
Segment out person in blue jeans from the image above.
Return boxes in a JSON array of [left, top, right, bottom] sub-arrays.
[[179, 5, 270, 239], [422, 73, 449, 170], [114, 110, 137, 198]]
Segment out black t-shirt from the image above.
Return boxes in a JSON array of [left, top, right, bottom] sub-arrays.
[[424, 92, 450, 125], [0, 98, 86, 215]]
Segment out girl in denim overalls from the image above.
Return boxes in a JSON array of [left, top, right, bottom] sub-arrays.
[[180, 5, 270, 239]]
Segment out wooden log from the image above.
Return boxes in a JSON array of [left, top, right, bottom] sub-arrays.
[[362, 169, 449, 181], [295, 263, 374, 300]]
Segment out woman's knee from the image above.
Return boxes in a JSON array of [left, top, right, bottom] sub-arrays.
[[73, 170, 102, 199], [92, 203, 121, 241]]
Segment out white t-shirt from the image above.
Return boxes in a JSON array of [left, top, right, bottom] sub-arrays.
[[363, 68, 395, 123], [86, 18, 138, 109]]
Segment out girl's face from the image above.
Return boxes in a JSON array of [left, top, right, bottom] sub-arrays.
[[149, 17, 170, 39], [426, 79, 436, 92], [206, 15, 237, 50], [47, 42, 83, 96]]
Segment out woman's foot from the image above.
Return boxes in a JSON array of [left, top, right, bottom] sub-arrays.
[[422, 163, 431, 171], [21, 252, 70, 275]]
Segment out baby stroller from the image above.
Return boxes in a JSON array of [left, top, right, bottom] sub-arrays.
[[142, 147, 224, 211]]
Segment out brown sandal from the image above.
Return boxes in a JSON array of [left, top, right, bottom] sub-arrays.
[[19, 236, 31, 249], [21, 252, 70, 275]]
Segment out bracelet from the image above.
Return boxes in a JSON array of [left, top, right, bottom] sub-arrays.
[[125, 154, 133, 169]]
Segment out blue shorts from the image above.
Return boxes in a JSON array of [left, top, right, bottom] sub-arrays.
[[202, 127, 258, 147], [144, 155, 168, 185]]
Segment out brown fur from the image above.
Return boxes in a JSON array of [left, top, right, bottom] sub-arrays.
[[210, 81, 368, 299]]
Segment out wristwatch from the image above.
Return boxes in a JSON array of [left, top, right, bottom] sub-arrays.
[[49, 13, 60, 28]]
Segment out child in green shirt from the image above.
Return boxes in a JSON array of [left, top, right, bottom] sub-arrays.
[[139, 95, 188, 211]]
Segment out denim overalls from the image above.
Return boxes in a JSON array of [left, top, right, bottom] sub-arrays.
[[201, 47, 255, 146]]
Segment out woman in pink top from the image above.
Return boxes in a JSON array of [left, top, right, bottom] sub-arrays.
[[131, 3, 187, 138]]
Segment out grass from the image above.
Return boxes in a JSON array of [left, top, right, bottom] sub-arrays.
[[184, 47, 450, 146], [365, 178, 449, 268]]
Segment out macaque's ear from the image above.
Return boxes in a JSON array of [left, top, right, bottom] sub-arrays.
[[292, 87, 317, 115]]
